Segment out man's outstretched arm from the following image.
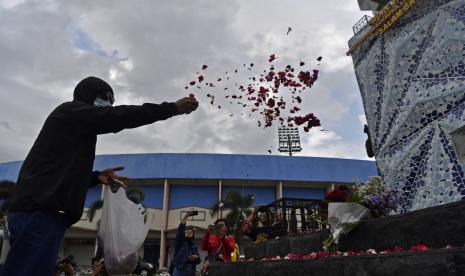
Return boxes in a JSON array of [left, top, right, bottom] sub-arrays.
[[70, 97, 198, 135]]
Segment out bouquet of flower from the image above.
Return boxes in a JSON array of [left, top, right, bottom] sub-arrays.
[[321, 177, 401, 220], [352, 176, 401, 218], [322, 176, 401, 251]]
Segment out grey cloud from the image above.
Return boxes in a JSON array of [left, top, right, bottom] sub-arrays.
[[0, 0, 369, 163], [0, 121, 13, 131]]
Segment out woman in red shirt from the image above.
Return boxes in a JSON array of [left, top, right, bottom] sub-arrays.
[[200, 219, 236, 262]]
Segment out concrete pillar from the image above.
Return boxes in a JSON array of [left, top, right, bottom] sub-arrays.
[[218, 179, 222, 219], [159, 179, 170, 268], [277, 181, 283, 199]]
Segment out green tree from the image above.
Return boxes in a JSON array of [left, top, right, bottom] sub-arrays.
[[210, 190, 255, 245]]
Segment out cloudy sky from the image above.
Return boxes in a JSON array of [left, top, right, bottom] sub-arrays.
[[0, 0, 372, 163]]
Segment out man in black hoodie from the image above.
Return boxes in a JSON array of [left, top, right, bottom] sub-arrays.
[[3, 76, 198, 276]]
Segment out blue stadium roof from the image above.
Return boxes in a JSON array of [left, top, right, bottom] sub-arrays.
[[0, 153, 377, 183]]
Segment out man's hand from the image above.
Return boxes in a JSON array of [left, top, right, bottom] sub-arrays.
[[182, 211, 196, 223], [176, 97, 198, 114], [186, 211, 197, 217], [98, 166, 129, 189]]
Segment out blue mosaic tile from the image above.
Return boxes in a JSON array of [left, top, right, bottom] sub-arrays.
[[351, 0, 465, 212]]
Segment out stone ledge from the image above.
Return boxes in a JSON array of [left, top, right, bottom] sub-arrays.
[[245, 200, 465, 260], [211, 247, 465, 276], [339, 199, 465, 251]]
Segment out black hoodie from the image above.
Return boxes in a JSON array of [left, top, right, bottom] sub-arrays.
[[9, 76, 179, 225]]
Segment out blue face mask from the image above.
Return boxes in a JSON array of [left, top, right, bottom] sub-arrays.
[[93, 97, 112, 107]]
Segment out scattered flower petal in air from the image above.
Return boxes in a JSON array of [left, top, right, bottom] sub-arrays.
[[184, 54, 323, 133], [269, 54, 276, 62]]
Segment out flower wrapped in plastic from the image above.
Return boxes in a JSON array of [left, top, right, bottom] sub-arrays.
[[324, 202, 371, 250]]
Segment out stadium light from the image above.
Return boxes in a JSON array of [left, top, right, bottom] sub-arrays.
[[278, 127, 302, 156]]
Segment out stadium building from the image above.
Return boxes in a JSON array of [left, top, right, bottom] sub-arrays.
[[0, 153, 377, 268]]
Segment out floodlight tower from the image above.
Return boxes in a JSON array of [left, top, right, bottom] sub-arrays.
[[278, 127, 302, 156]]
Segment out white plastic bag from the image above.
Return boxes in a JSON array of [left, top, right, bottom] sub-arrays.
[[327, 202, 371, 244], [99, 186, 153, 275], [0, 234, 10, 264]]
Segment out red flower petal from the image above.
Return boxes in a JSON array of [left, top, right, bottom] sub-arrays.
[[410, 244, 430, 251], [266, 98, 275, 108], [302, 252, 318, 260], [268, 54, 276, 63]]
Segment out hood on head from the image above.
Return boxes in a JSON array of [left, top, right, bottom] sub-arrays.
[[73, 76, 113, 104]]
